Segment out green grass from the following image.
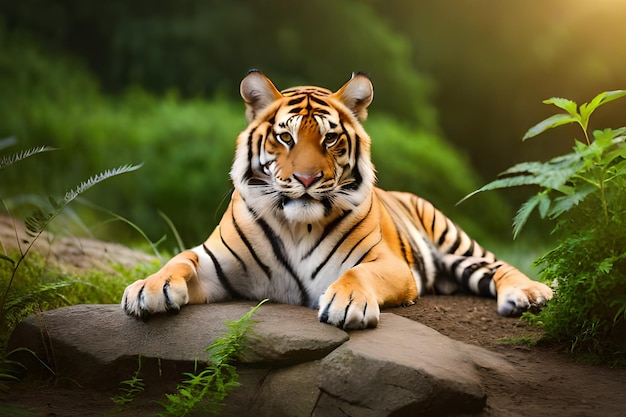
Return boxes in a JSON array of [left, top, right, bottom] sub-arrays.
[[0, 251, 160, 350]]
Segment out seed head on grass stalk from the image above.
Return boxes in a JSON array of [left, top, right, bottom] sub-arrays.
[[0, 163, 143, 327]]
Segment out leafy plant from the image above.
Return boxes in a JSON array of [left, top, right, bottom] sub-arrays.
[[112, 354, 145, 406], [465, 90, 626, 358], [159, 300, 268, 417], [462, 90, 626, 238]]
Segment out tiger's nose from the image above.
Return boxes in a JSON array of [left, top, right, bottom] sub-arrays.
[[294, 171, 322, 188]]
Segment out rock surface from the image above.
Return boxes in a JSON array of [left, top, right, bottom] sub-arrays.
[[0, 215, 156, 272], [9, 302, 516, 417]]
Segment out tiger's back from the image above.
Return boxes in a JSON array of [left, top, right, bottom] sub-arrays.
[[122, 70, 553, 329]]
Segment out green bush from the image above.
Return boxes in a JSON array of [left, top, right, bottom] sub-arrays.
[[537, 208, 626, 359], [468, 91, 626, 359]]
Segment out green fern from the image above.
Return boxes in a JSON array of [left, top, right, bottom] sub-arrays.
[[23, 164, 142, 238], [159, 299, 268, 417], [0, 156, 142, 339]]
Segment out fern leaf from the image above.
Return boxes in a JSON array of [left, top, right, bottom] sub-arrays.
[[458, 175, 545, 205], [498, 161, 548, 176], [523, 113, 578, 141], [22, 164, 142, 257], [26, 164, 142, 235], [24, 207, 51, 236], [513, 192, 549, 239], [0, 145, 57, 170], [548, 185, 596, 219]]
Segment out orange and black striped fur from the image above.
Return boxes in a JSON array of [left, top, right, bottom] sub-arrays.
[[122, 71, 553, 329]]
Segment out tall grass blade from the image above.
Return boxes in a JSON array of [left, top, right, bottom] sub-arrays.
[[158, 210, 186, 253]]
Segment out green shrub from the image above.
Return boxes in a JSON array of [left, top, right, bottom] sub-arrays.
[[467, 90, 626, 359]]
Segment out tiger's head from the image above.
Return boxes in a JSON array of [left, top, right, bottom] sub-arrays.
[[231, 70, 376, 224]]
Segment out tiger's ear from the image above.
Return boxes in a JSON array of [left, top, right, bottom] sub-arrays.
[[240, 70, 283, 123], [334, 72, 374, 121]]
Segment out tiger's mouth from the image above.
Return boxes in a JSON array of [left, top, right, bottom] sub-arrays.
[[279, 192, 333, 219], [280, 193, 316, 208]]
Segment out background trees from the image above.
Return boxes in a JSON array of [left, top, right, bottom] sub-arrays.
[[1, 0, 625, 246]]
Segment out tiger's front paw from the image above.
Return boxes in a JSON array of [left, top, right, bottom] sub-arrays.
[[122, 270, 190, 318], [497, 280, 553, 316], [318, 283, 380, 330]]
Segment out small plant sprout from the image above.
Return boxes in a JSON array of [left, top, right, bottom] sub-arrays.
[[112, 355, 145, 406]]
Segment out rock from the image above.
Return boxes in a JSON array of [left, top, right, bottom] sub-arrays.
[[0, 215, 156, 272], [315, 314, 512, 417], [9, 302, 515, 416], [242, 304, 349, 365], [8, 302, 347, 387]]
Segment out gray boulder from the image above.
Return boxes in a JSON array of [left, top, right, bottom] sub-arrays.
[[9, 302, 515, 416]]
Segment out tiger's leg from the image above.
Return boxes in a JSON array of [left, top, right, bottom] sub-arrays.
[[400, 193, 553, 316], [122, 225, 237, 318], [122, 250, 207, 318], [318, 256, 417, 329], [492, 263, 553, 316], [439, 254, 553, 316]]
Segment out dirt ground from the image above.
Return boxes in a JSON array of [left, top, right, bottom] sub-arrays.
[[2, 217, 626, 416], [388, 297, 626, 417]]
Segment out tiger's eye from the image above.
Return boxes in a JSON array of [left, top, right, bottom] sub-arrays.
[[279, 132, 294, 145], [324, 132, 339, 147]]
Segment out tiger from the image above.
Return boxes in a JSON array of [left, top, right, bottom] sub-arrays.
[[122, 70, 553, 329]]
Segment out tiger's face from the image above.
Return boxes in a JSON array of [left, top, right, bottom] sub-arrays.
[[231, 71, 376, 224]]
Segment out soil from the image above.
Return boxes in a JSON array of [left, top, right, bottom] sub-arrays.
[[2, 217, 626, 416]]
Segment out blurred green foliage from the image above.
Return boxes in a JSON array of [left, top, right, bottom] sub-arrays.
[[4, 0, 625, 187], [0, 0, 435, 129], [368, 0, 626, 180], [0, 28, 510, 245]]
